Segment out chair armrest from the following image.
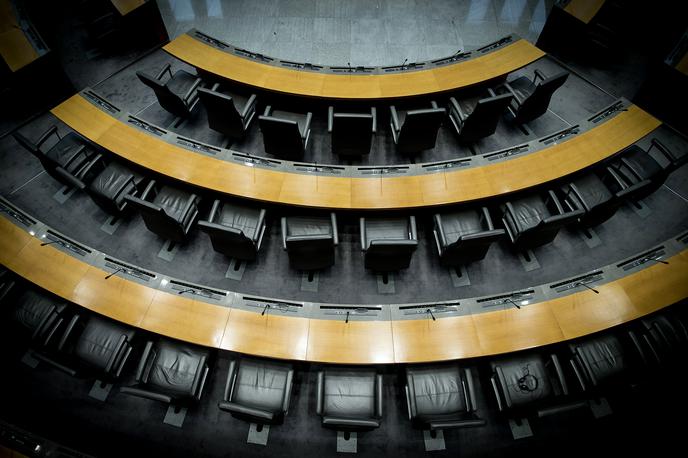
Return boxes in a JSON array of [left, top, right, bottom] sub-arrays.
[[207, 199, 221, 224], [566, 182, 589, 211], [619, 157, 645, 181], [481, 207, 495, 230], [76, 153, 105, 179], [253, 209, 267, 241], [430, 100, 439, 109], [547, 189, 565, 214], [189, 355, 207, 398], [139, 180, 157, 201], [649, 138, 677, 163], [241, 94, 258, 120], [429, 419, 486, 430], [501, 82, 522, 105], [120, 387, 172, 404], [490, 374, 504, 411], [135, 341, 154, 382], [550, 353, 569, 395], [330, 212, 339, 245], [54, 167, 87, 190], [433, 214, 448, 248], [449, 97, 466, 122], [183, 77, 203, 104], [359, 217, 367, 251], [371, 107, 377, 133], [194, 366, 209, 401], [322, 417, 380, 429], [180, 194, 200, 223], [302, 112, 313, 140], [263, 105, 271, 116], [282, 368, 294, 413], [487, 87, 497, 97], [404, 385, 413, 420], [155, 63, 172, 80], [316, 371, 324, 415], [408, 215, 417, 240], [375, 373, 383, 418], [218, 401, 275, 421], [464, 368, 478, 413], [57, 314, 80, 351], [327, 106, 334, 133], [281, 217, 288, 250], [36, 126, 60, 149], [533, 69, 547, 84], [569, 358, 587, 391], [224, 359, 237, 401], [104, 334, 128, 374], [628, 330, 649, 367], [389, 105, 401, 133]]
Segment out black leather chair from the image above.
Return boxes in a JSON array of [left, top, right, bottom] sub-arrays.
[[81, 162, 146, 215], [120, 339, 210, 412], [568, 333, 638, 393], [490, 351, 582, 418], [198, 200, 266, 261], [259, 106, 312, 158], [124, 180, 200, 243], [136, 63, 202, 118], [328, 106, 377, 156], [405, 363, 485, 431], [316, 367, 383, 432], [218, 357, 294, 426], [197, 84, 257, 139], [496, 69, 569, 123], [9, 289, 68, 347], [360, 216, 418, 271], [281, 213, 338, 270], [0, 267, 15, 304], [433, 207, 505, 267], [501, 190, 584, 250], [389, 101, 446, 154], [638, 312, 688, 368], [607, 139, 687, 201], [13, 126, 102, 189], [448, 90, 513, 143]]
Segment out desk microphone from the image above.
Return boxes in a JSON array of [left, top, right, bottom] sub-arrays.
[[426, 308, 436, 321], [506, 298, 521, 310], [178, 288, 195, 295], [347, 62, 352, 73], [261, 303, 271, 316], [104, 267, 126, 280], [649, 257, 669, 265], [345, 310, 350, 324], [576, 281, 599, 294], [40, 239, 62, 247], [401, 58, 408, 70]]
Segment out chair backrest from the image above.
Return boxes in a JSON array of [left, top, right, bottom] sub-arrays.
[[516, 71, 569, 123], [136, 71, 190, 118], [198, 221, 257, 261], [332, 113, 374, 156], [197, 88, 244, 138], [443, 230, 504, 266], [259, 116, 304, 158], [397, 108, 445, 154], [285, 235, 334, 270], [365, 239, 418, 271], [460, 94, 512, 142], [517, 210, 580, 248], [127, 197, 185, 242]]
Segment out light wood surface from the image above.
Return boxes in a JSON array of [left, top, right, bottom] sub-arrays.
[[52, 95, 661, 210], [0, 0, 39, 71], [564, 0, 606, 24], [2, 219, 686, 363], [163, 33, 545, 99], [110, 0, 146, 16]]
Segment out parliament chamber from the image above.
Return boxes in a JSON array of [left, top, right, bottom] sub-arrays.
[[1, 1, 688, 457]]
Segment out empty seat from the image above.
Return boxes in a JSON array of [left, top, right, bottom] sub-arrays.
[[448, 90, 513, 143], [568, 333, 636, 392], [198, 200, 266, 261], [120, 339, 210, 413], [281, 213, 338, 270], [433, 207, 505, 267], [501, 190, 583, 250], [316, 367, 383, 432], [83, 162, 146, 215], [124, 180, 200, 243], [13, 126, 102, 189], [259, 106, 312, 158], [405, 363, 485, 431], [496, 69, 569, 123], [559, 169, 630, 228], [9, 289, 67, 346], [490, 351, 582, 418], [218, 357, 294, 426], [389, 101, 446, 154], [360, 216, 418, 271], [136, 63, 202, 118], [638, 312, 688, 368], [607, 139, 687, 201], [197, 84, 257, 139], [328, 106, 377, 156]]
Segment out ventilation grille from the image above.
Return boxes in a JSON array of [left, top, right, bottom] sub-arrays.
[[83, 90, 120, 113], [432, 52, 472, 65], [293, 163, 345, 174], [193, 30, 229, 49], [477, 289, 535, 307], [231, 153, 280, 167], [422, 158, 471, 171], [477, 36, 513, 53], [381, 62, 425, 72], [234, 47, 273, 62], [399, 302, 460, 316], [358, 166, 409, 175], [549, 271, 604, 293], [617, 246, 667, 271], [485, 144, 529, 161], [103, 258, 155, 282], [43, 231, 91, 257], [280, 60, 323, 71], [127, 116, 166, 136], [242, 296, 302, 313], [330, 66, 374, 73], [588, 101, 626, 123], [169, 280, 226, 300], [540, 126, 580, 145], [176, 136, 221, 155]]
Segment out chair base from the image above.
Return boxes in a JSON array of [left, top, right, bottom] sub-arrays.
[[163, 404, 187, 427], [578, 227, 602, 249], [20, 350, 40, 368], [422, 429, 446, 451], [100, 215, 122, 235], [627, 199, 652, 219], [518, 249, 541, 272], [336, 431, 357, 453], [157, 239, 179, 262], [225, 258, 247, 281], [508, 417, 533, 440], [376, 273, 395, 294], [588, 397, 613, 418], [450, 265, 471, 287], [300, 271, 319, 292], [247, 423, 270, 446], [88, 379, 113, 402], [53, 185, 76, 204]]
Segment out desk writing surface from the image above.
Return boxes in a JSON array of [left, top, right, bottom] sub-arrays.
[[350, 175, 425, 209], [278, 174, 352, 209], [0, 28, 39, 71], [72, 267, 155, 327], [0, 217, 32, 264], [220, 308, 309, 361], [564, 0, 606, 24], [306, 319, 395, 364], [392, 315, 482, 363], [141, 291, 230, 348], [110, 0, 146, 16]]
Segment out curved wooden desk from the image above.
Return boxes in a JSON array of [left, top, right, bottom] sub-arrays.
[[51, 94, 661, 210], [2, 215, 687, 364], [163, 31, 546, 100]]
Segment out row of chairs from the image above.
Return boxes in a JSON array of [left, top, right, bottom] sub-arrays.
[[12, 125, 685, 272], [136, 63, 570, 158], [3, 279, 686, 450]]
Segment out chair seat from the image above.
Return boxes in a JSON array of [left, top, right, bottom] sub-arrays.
[[167, 69, 199, 99], [364, 217, 409, 248], [504, 195, 552, 233], [148, 341, 209, 397], [407, 365, 466, 416], [232, 360, 290, 413], [322, 370, 376, 418], [572, 335, 626, 385], [493, 355, 553, 409], [620, 145, 664, 180], [506, 75, 536, 104], [13, 290, 59, 334], [88, 162, 144, 207], [45, 133, 91, 172], [271, 110, 308, 137], [217, 205, 261, 239], [568, 173, 613, 211], [285, 216, 332, 237], [153, 186, 194, 223], [438, 210, 483, 246], [74, 316, 135, 371]]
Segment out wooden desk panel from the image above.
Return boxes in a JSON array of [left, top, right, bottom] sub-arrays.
[[0, 217, 32, 265], [564, 0, 606, 24], [392, 316, 482, 363], [306, 319, 395, 364], [111, 0, 146, 16], [140, 291, 230, 348], [220, 308, 309, 361], [164, 33, 545, 100]]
